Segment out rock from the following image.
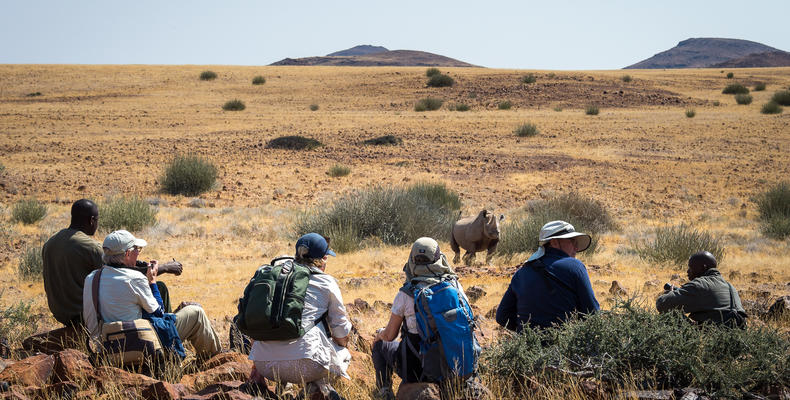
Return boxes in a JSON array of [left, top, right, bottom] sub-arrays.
[[579, 380, 604, 398], [353, 298, 371, 312], [346, 278, 366, 288], [609, 281, 627, 296], [347, 350, 372, 384], [180, 361, 252, 392], [21, 326, 85, 355], [0, 359, 11, 374], [670, 274, 682, 280], [397, 382, 441, 400], [141, 381, 192, 400], [52, 349, 92, 383], [200, 352, 250, 371], [1, 385, 41, 399], [373, 300, 392, 310], [466, 286, 487, 303], [643, 279, 660, 288], [485, 306, 497, 319], [623, 390, 673, 400], [767, 296, 790, 318], [0, 354, 54, 387], [90, 366, 157, 391], [189, 198, 206, 208], [184, 381, 255, 400], [44, 381, 80, 399]]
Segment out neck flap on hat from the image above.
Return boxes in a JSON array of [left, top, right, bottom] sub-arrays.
[[401, 252, 456, 290]]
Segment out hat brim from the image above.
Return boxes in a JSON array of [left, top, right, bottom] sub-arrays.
[[325, 249, 336, 257], [133, 238, 148, 248], [540, 232, 591, 252]]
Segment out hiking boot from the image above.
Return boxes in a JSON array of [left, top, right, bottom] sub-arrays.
[[376, 386, 396, 400]]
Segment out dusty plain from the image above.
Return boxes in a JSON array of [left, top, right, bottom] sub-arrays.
[[0, 64, 789, 396]]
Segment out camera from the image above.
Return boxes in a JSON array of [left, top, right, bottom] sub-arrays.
[[134, 260, 151, 273], [663, 282, 674, 291]]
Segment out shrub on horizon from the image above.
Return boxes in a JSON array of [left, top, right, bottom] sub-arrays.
[[454, 103, 470, 112], [363, 135, 402, 146], [160, 154, 218, 196], [722, 84, 749, 94], [99, 196, 157, 231], [199, 71, 217, 81], [735, 93, 752, 105], [414, 97, 443, 112], [634, 224, 724, 268], [252, 76, 266, 85], [266, 135, 323, 150], [327, 164, 351, 178], [497, 100, 512, 110], [425, 68, 440, 77], [585, 104, 599, 115], [761, 101, 783, 114], [11, 199, 47, 225], [756, 181, 790, 239], [754, 82, 766, 91], [514, 123, 539, 137], [726, 72, 734, 79], [622, 74, 632, 83], [309, 104, 319, 111], [772, 90, 790, 106], [427, 74, 454, 88], [222, 99, 245, 111], [685, 109, 696, 118], [18, 244, 43, 280], [521, 74, 536, 84]]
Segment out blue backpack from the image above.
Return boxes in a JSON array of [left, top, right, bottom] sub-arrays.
[[412, 279, 480, 382]]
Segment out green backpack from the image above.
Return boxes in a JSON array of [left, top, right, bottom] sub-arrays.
[[233, 257, 322, 341]]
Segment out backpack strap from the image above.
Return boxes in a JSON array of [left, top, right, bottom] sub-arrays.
[[526, 259, 575, 294], [92, 267, 105, 323], [269, 260, 294, 329]]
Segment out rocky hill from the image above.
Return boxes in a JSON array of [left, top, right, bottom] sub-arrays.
[[326, 45, 388, 57], [625, 38, 784, 69], [711, 50, 790, 68], [271, 48, 477, 67]]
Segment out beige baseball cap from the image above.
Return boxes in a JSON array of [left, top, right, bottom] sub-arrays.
[[102, 230, 147, 256]]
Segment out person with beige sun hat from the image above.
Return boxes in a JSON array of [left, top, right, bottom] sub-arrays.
[[496, 220, 599, 331]]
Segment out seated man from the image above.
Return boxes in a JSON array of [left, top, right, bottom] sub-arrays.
[[656, 251, 747, 327], [496, 220, 599, 331], [83, 230, 221, 359]]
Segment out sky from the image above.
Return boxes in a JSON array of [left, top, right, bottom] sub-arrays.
[[1, 0, 788, 70]]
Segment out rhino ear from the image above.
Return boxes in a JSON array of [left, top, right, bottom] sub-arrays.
[[499, 214, 505, 221], [479, 209, 489, 217]]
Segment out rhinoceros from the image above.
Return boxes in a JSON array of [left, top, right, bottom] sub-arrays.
[[450, 209, 504, 265]]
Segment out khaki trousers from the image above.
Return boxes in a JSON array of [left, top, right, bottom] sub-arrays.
[[174, 305, 222, 358]]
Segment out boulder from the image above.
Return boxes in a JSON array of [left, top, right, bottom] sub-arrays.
[[347, 350, 372, 384], [21, 326, 85, 355], [200, 352, 250, 371], [767, 296, 790, 318], [397, 382, 441, 400], [485, 306, 497, 319], [141, 380, 192, 400], [0, 354, 54, 387], [90, 366, 157, 391], [0, 359, 11, 374], [609, 281, 627, 296], [180, 361, 252, 392], [353, 298, 371, 312], [0, 385, 41, 400], [52, 349, 92, 383], [466, 286, 487, 303], [183, 381, 255, 400], [42, 381, 80, 399]]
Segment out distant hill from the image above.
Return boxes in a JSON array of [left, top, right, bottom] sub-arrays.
[[625, 38, 783, 69], [271, 49, 477, 67], [711, 51, 790, 68], [327, 45, 388, 57]]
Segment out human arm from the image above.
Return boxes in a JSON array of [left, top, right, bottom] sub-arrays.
[[495, 284, 520, 331], [574, 263, 600, 314], [82, 272, 100, 338], [374, 313, 404, 343], [656, 280, 705, 314], [325, 278, 353, 347]]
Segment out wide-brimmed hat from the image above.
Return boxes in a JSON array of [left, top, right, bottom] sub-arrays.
[[103, 230, 147, 256], [526, 220, 591, 262], [295, 233, 337, 259]]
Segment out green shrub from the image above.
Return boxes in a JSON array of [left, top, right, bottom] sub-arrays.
[[454, 103, 470, 112], [553, 105, 563, 112], [0, 295, 38, 350], [295, 182, 461, 253], [685, 108, 696, 118], [160, 154, 218, 196], [11, 199, 47, 225], [521, 74, 536, 84], [483, 303, 790, 398], [497, 100, 512, 110], [753, 82, 766, 91], [497, 192, 615, 256], [414, 97, 443, 112], [722, 84, 749, 94], [222, 99, 245, 111], [0, 163, 4, 174], [772, 90, 790, 106], [363, 135, 402, 146], [99, 196, 157, 232], [427, 74, 454, 87], [26, 92, 42, 97], [756, 181, 790, 239], [585, 104, 599, 115], [252, 76, 266, 85], [309, 104, 319, 111], [514, 123, 539, 137], [327, 164, 351, 178], [425, 67, 440, 77], [634, 224, 724, 267], [199, 70, 217, 81], [726, 72, 734, 79], [18, 244, 42, 279], [735, 93, 752, 105], [266, 135, 323, 150], [761, 101, 783, 114], [712, 100, 720, 106], [621, 74, 632, 83]]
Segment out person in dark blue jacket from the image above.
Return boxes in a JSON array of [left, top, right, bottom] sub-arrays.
[[496, 220, 600, 331]]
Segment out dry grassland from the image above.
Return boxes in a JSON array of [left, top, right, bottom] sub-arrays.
[[0, 65, 789, 395]]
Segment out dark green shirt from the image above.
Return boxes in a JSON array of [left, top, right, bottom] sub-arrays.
[[656, 268, 745, 325], [42, 228, 103, 325]]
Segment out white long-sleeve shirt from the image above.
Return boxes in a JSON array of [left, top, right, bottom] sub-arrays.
[[82, 265, 159, 339]]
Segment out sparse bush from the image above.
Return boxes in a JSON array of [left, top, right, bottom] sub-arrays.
[[18, 244, 42, 279], [756, 181, 790, 239], [497, 100, 512, 110], [425, 67, 440, 77], [772, 90, 790, 106], [454, 103, 470, 112], [712, 100, 720, 106], [726, 72, 734, 79], [99, 196, 157, 232], [722, 84, 749, 94], [295, 183, 461, 253], [735, 93, 752, 105], [363, 135, 402, 146], [553, 105, 563, 112], [222, 99, 245, 111], [546, 72, 556, 79], [199, 70, 217, 81], [622, 75, 632, 83], [514, 123, 539, 137], [252, 76, 266, 85], [761, 101, 783, 114], [26, 92, 42, 97], [266, 135, 323, 150], [585, 104, 599, 115], [414, 97, 443, 112], [309, 104, 319, 111], [753, 82, 766, 91], [685, 109, 696, 118], [327, 164, 350, 178], [0, 295, 38, 350], [427, 74, 454, 88], [11, 199, 47, 225], [160, 154, 218, 196], [0, 163, 5, 174], [497, 192, 615, 256], [521, 74, 536, 84], [635, 224, 724, 268], [483, 302, 790, 398]]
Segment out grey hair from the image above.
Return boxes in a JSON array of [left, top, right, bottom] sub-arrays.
[[295, 256, 323, 268], [102, 252, 126, 265]]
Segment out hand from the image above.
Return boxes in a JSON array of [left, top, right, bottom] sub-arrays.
[[174, 301, 202, 313], [158, 260, 183, 276], [372, 328, 384, 344], [146, 260, 159, 284]]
